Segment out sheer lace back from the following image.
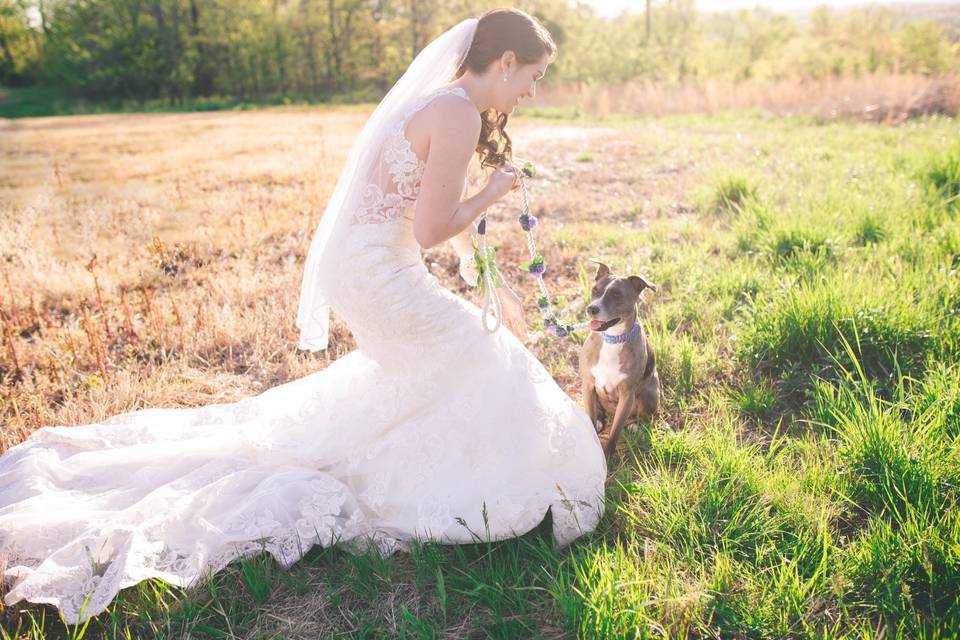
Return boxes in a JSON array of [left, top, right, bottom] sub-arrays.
[[351, 87, 472, 226]]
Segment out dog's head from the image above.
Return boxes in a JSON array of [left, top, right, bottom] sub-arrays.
[[585, 259, 656, 332]]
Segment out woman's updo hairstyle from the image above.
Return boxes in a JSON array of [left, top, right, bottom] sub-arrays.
[[455, 8, 557, 170]]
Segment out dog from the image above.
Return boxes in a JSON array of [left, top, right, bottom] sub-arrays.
[[578, 260, 660, 457]]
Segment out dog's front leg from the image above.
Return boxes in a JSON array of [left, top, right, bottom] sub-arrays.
[[602, 390, 635, 457], [583, 380, 602, 433]]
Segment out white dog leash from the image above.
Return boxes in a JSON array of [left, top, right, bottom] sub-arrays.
[[476, 215, 502, 333]]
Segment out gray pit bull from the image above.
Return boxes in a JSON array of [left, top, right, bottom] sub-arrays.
[[578, 260, 660, 457]]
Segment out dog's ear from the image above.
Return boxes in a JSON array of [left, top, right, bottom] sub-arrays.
[[588, 258, 610, 282], [628, 275, 657, 294]]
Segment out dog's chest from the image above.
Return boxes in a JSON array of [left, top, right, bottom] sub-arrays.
[[590, 342, 627, 394]]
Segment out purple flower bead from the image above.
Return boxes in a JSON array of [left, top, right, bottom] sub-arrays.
[[527, 216, 538, 230]]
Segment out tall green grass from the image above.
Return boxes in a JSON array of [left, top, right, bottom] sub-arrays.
[[737, 274, 938, 396], [919, 143, 960, 213], [812, 349, 960, 634]]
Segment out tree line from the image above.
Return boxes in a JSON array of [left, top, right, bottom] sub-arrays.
[[0, 0, 957, 107]]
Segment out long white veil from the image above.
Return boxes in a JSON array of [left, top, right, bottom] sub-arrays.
[[296, 17, 479, 352]]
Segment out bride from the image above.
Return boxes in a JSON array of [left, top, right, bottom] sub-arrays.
[[0, 8, 607, 624]]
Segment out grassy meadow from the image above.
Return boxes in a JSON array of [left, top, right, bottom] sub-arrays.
[[0, 104, 959, 638]]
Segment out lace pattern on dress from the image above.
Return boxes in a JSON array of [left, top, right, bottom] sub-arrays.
[[351, 87, 472, 225]]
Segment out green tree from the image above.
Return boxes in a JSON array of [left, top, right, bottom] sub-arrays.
[[899, 20, 957, 75], [0, 0, 42, 85]]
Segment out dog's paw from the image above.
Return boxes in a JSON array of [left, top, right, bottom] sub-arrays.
[[600, 432, 615, 457]]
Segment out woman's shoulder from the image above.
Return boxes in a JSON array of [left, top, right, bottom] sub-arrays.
[[423, 90, 480, 133], [404, 88, 480, 160]]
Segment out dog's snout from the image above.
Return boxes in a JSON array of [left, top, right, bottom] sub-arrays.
[[587, 304, 600, 316]]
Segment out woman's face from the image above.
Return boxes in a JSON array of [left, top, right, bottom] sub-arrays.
[[500, 52, 550, 113]]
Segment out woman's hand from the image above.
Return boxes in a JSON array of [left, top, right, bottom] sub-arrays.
[[495, 285, 528, 340], [483, 163, 522, 202]]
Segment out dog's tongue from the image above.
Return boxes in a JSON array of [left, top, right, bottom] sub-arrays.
[[590, 320, 604, 331]]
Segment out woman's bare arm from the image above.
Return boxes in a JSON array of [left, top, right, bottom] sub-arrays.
[[412, 97, 493, 250], [448, 225, 476, 256], [448, 174, 478, 256]]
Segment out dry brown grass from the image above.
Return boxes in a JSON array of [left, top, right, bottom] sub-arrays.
[[0, 110, 367, 448], [536, 73, 960, 123], [0, 107, 688, 451]]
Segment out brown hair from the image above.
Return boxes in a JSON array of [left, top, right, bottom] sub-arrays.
[[454, 8, 557, 171]]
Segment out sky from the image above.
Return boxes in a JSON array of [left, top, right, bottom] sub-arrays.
[[581, 0, 958, 16]]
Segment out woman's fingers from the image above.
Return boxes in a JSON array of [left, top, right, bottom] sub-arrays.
[[501, 162, 521, 190], [494, 286, 527, 338], [509, 163, 522, 190], [502, 312, 515, 336], [506, 312, 526, 338]]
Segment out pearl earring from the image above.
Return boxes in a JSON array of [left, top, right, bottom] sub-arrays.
[[503, 75, 508, 82]]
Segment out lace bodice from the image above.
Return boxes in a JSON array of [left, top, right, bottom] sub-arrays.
[[351, 87, 473, 226]]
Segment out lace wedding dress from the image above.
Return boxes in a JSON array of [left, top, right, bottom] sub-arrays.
[[0, 86, 607, 624]]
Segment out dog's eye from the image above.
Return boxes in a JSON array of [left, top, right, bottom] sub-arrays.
[[609, 291, 621, 299]]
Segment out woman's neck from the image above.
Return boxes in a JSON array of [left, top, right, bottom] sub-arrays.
[[447, 74, 494, 113]]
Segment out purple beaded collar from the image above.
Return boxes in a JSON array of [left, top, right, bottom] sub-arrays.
[[602, 321, 641, 344]]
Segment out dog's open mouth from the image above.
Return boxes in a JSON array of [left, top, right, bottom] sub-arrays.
[[589, 318, 620, 332]]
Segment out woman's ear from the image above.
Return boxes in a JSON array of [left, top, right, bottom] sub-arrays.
[[500, 50, 517, 74]]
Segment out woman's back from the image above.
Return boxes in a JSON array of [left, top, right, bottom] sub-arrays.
[[348, 87, 475, 229]]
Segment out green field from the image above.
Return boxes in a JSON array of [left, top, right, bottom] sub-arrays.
[[2, 108, 959, 639]]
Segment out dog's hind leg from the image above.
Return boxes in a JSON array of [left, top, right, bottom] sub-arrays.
[[637, 372, 660, 420]]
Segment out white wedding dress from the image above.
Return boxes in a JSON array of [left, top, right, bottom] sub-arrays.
[[0, 87, 607, 624]]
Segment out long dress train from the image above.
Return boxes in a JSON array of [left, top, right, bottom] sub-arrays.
[[0, 86, 607, 624]]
